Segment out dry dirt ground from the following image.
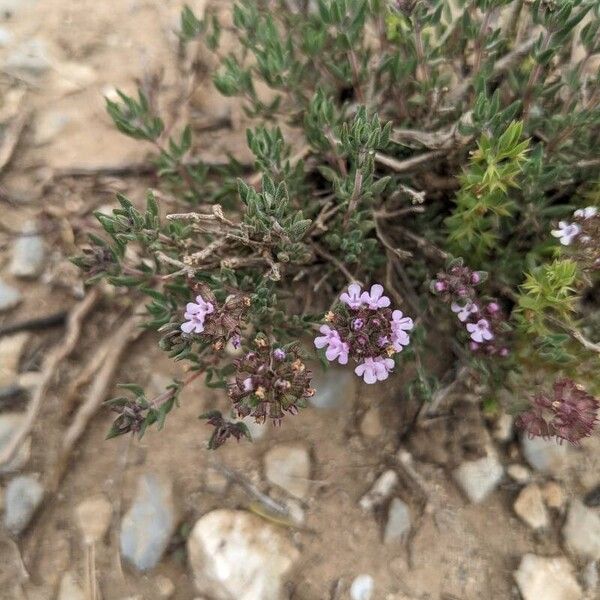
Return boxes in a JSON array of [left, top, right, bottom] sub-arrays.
[[0, 2, 597, 600]]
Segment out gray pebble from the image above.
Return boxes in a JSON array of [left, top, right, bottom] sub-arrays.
[[4, 475, 44, 535]]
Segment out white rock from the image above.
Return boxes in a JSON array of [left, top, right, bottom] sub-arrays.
[[57, 571, 85, 600], [187, 509, 299, 600], [4, 475, 44, 535], [350, 574, 374, 600], [0, 27, 12, 46], [360, 406, 384, 438], [0, 278, 22, 312], [359, 470, 398, 511], [453, 448, 504, 503], [75, 494, 112, 545], [563, 500, 600, 560], [120, 475, 176, 571], [542, 481, 566, 510], [0, 332, 29, 386], [514, 484, 549, 530], [33, 112, 71, 146], [9, 221, 45, 278], [4, 39, 50, 78], [521, 434, 569, 475], [264, 444, 311, 499], [507, 463, 531, 484], [0, 413, 31, 474], [514, 554, 582, 600], [384, 498, 411, 544], [492, 412, 514, 442]]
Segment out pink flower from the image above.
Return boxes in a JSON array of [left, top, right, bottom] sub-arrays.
[[361, 284, 391, 309], [181, 294, 215, 334], [551, 221, 581, 245], [466, 319, 494, 343], [355, 357, 395, 384], [340, 283, 364, 309], [314, 325, 349, 365], [451, 301, 478, 322], [391, 310, 413, 333]]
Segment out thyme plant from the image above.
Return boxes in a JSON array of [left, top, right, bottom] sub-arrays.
[[75, 0, 600, 447]]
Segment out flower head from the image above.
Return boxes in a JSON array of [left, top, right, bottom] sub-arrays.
[[360, 284, 391, 309], [340, 283, 364, 309], [574, 206, 598, 219], [466, 319, 494, 343], [551, 221, 581, 246], [355, 357, 395, 384], [229, 338, 313, 425], [451, 301, 478, 323], [516, 379, 599, 445], [181, 294, 214, 334], [315, 283, 413, 383]]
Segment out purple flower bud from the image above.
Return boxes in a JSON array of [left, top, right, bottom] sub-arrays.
[[469, 341, 480, 352], [352, 318, 364, 331], [231, 334, 241, 349], [471, 272, 481, 284], [499, 347, 509, 357], [434, 280, 447, 293], [273, 348, 286, 361], [457, 287, 468, 297], [487, 302, 500, 314]]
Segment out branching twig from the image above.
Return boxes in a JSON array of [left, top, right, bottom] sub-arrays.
[[374, 150, 445, 173]]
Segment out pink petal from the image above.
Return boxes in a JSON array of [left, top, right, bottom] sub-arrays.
[[181, 321, 196, 334]]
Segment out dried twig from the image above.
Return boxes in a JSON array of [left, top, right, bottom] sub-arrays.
[[52, 304, 145, 488], [311, 242, 359, 284], [0, 311, 67, 337], [0, 289, 101, 468], [374, 150, 445, 173]]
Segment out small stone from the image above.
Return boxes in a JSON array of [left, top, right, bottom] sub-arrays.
[[350, 574, 374, 600], [521, 434, 569, 475], [0, 27, 12, 46], [359, 470, 398, 511], [563, 500, 600, 560], [187, 509, 299, 600], [514, 484, 549, 530], [0, 278, 22, 312], [384, 498, 411, 544], [155, 575, 175, 598], [360, 406, 384, 438], [309, 367, 355, 409], [453, 447, 504, 503], [4, 39, 50, 78], [492, 412, 514, 442], [0, 413, 31, 474], [542, 481, 566, 510], [507, 463, 531, 484], [4, 475, 44, 535], [57, 571, 85, 600], [204, 467, 229, 495], [514, 554, 582, 600], [9, 221, 45, 278], [0, 332, 29, 386], [120, 474, 176, 571], [33, 112, 71, 146], [75, 494, 113, 545], [264, 444, 311, 499]]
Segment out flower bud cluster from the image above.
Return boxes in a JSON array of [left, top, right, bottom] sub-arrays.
[[516, 378, 599, 445], [228, 337, 314, 425]]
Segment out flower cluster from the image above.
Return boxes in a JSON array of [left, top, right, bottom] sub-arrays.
[[228, 337, 314, 424], [451, 299, 510, 356], [552, 206, 600, 271], [314, 283, 413, 384], [516, 378, 599, 445], [180, 284, 250, 350], [430, 260, 486, 303], [433, 261, 509, 356]]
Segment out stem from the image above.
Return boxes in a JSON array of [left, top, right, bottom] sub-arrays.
[[342, 168, 363, 230]]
